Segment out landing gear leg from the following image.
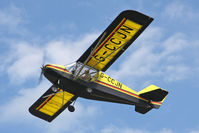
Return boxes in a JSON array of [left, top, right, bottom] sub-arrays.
[[52, 79, 60, 92], [68, 99, 76, 112]]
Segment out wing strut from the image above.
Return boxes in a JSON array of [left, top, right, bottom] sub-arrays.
[[42, 89, 65, 106], [74, 32, 107, 80]]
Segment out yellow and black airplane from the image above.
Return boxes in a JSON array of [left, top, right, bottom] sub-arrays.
[[29, 10, 168, 122]]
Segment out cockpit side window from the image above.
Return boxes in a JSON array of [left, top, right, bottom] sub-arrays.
[[65, 62, 98, 81]]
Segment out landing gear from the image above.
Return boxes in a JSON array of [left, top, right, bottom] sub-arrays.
[[68, 99, 76, 112], [52, 79, 60, 92], [87, 88, 93, 93], [51, 86, 58, 92], [68, 105, 75, 112]]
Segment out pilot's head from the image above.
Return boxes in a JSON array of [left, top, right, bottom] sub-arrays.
[[85, 70, 89, 73]]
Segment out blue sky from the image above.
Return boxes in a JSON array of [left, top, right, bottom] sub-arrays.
[[0, 0, 199, 133]]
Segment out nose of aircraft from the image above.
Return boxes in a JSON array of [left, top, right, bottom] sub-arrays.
[[41, 64, 70, 84], [41, 64, 64, 84], [38, 64, 46, 85], [44, 64, 67, 70]]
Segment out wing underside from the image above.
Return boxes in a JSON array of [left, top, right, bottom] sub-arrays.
[[77, 10, 153, 71], [29, 85, 77, 122]]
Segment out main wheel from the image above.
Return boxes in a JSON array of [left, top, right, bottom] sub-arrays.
[[51, 86, 58, 92], [68, 105, 75, 112]]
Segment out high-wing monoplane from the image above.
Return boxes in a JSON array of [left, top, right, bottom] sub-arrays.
[[29, 10, 168, 122]]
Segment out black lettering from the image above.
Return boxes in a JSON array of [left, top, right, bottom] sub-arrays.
[[105, 44, 116, 50], [103, 51, 107, 55], [94, 55, 105, 62], [116, 31, 127, 39], [110, 38, 121, 45], [111, 79, 115, 84], [115, 82, 119, 87], [100, 73, 104, 78], [120, 25, 133, 34], [117, 82, 122, 89], [108, 77, 111, 82]]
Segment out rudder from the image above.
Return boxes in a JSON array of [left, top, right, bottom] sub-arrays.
[[135, 85, 168, 114]]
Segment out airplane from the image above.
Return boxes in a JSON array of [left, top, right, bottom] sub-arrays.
[[29, 10, 168, 122]]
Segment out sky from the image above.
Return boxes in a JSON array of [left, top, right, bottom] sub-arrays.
[[0, 0, 199, 133]]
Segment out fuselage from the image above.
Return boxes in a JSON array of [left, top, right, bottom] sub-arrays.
[[43, 64, 162, 108]]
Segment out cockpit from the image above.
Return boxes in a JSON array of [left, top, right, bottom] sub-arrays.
[[65, 62, 98, 82]]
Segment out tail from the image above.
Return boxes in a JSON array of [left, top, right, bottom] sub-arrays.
[[135, 85, 168, 114]]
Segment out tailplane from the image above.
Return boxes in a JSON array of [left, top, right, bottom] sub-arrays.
[[135, 106, 153, 114]]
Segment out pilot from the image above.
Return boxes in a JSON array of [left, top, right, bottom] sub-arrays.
[[81, 70, 91, 81]]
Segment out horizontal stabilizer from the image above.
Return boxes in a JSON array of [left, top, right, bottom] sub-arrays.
[[135, 106, 152, 114], [139, 85, 168, 102]]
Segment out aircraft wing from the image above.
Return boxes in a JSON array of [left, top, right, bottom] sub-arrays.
[[29, 85, 77, 122], [77, 10, 153, 71]]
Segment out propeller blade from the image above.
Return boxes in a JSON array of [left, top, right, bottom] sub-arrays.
[[37, 52, 46, 85], [38, 66, 44, 85]]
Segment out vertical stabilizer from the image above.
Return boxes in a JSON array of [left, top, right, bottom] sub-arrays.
[[135, 85, 168, 114]]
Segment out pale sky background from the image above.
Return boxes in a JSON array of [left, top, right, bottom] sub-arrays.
[[0, 0, 199, 133]]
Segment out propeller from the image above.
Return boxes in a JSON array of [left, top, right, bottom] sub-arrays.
[[38, 65, 45, 85], [37, 52, 46, 85]]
